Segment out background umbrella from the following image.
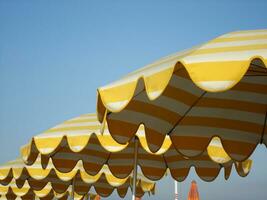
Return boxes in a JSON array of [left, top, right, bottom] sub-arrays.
[[0, 157, 155, 199], [21, 114, 252, 180], [0, 179, 102, 200], [0, 179, 72, 200], [96, 29, 267, 162], [21, 113, 252, 200], [187, 180, 200, 200]]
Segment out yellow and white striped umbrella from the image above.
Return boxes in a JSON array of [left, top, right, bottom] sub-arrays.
[[0, 178, 104, 200], [20, 113, 252, 182], [96, 29, 267, 161], [0, 179, 79, 200], [0, 157, 155, 198]]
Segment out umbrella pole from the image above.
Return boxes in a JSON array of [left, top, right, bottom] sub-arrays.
[[72, 178, 75, 200], [174, 181, 178, 200], [132, 137, 138, 200]]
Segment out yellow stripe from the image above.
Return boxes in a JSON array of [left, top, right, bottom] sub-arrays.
[[185, 60, 248, 82]]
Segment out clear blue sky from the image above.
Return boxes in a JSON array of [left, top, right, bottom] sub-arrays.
[[0, 1, 267, 199]]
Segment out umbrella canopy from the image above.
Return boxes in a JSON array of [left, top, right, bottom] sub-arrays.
[[187, 180, 200, 200], [96, 29, 267, 161], [0, 157, 155, 198], [0, 180, 103, 200], [0, 179, 85, 200], [20, 113, 252, 182]]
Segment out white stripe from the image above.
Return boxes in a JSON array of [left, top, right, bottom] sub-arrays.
[[196, 80, 235, 91], [169, 74, 204, 95], [200, 39, 267, 49], [138, 160, 168, 169], [110, 110, 173, 134], [167, 160, 219, 168], [206, 90, 267, 104], [188, 107, 265, 125], [147, 90, 163, 100], [52, 153, 107, 163], [241, 75, 267, 85], [164, 149, 204, 157], [36, 129, 99, 138], [135, 94, 190, 117], [209, 139, 223, 147], [106, 100, 130, 111], [183, 49, 267, 63], [172, 126, 260, 143], [70, 115, 97, 120], [53, 121, 100, 128], [220, 30, 267, 38], [209, 156, 230, 163]]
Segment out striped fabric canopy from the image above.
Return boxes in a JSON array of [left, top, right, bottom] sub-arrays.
[[0, 179, 84, 200], [0, 157, 155, 198], [21, 113, 252, 182], [0, 180, 102, 200], [97, 29, 267, 161]]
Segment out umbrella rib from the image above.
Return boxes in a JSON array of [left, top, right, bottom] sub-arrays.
[[260, 111, 267, 144], [167, 91, 207, 135]]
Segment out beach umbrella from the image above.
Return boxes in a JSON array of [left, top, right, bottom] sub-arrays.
[[187, 180, 200, 200], [95, 29, 266, 199], [0, 178, 85, 200], [0, 179, 102, 200], [96, 29, 267, 163], [20, 113, 252, 199], [0, 157, 155, 199]]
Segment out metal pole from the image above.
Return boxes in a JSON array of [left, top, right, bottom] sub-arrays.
[[174, 180, 178, 200], [72, 178, 75, 200], [132, 137, 138, 200]]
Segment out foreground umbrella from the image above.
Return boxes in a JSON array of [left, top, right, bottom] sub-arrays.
[[21, 113, 252, 199], [0, 157, 155, 199], [187, 180, 200, 200], [96, 29, 267, 162]]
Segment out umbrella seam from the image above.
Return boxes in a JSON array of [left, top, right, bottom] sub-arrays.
[[167, 91, 207, 135]]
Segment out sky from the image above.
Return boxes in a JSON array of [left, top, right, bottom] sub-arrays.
[[0, 0, 267, 199]]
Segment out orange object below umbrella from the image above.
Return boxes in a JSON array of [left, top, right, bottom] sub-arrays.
[[135, 198, 141, 200], [94, 194, 101, 200], [187, 180, 200, 200]]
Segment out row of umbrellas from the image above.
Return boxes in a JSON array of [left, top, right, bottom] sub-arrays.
[[0, 179, 99, 200], [21, 114, 251, 181], [1, 113, 251, 199], [0, 29, 266, 199], [0, 157, 155, 199]]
